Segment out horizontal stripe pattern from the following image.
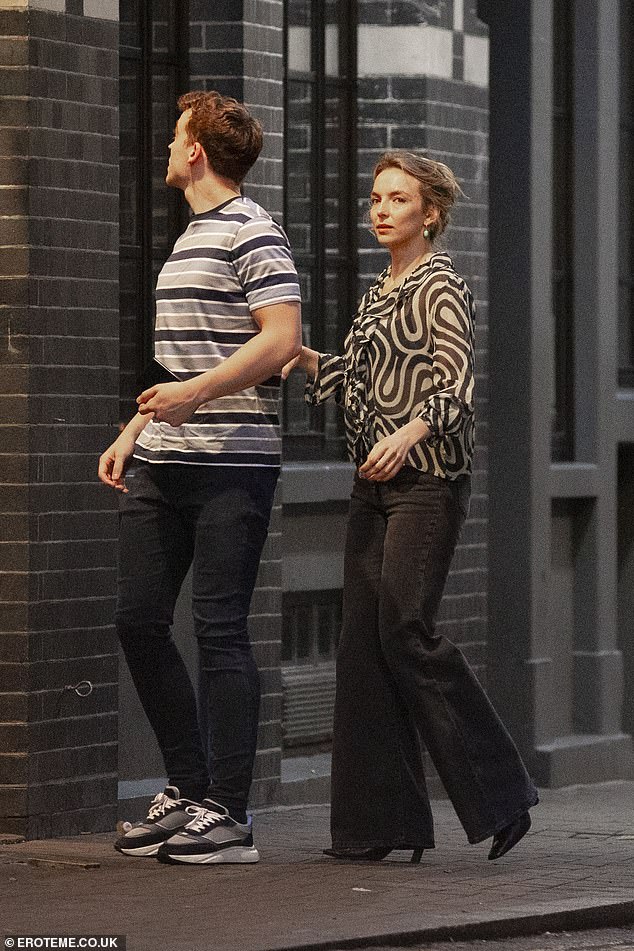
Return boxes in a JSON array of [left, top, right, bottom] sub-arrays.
[[135, 195, 300, 467], [306, 252, 475, 480]]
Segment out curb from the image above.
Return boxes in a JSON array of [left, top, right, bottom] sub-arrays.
[[258, 900, 634, 951]]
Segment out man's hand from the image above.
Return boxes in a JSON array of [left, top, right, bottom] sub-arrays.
[[358, 419, 431, 482], [136, 302, 301, 426], [137, 378, 202, 427], [98, 427, 139, 493]]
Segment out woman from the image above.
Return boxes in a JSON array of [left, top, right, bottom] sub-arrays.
[[284, 150, 538, 862]]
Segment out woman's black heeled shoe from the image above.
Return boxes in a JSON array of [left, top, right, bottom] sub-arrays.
[[488, 812, 531, 860], [323, 846, 424, 863]]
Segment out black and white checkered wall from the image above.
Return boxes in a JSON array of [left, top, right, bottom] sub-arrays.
[[358, 0, 488, 85]]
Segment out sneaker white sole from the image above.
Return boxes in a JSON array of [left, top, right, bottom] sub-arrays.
[[161, 846, 260, 865], [116, 842, 161, 857]]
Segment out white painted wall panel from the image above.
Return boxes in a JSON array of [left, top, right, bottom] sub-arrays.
[[358, 24, 453, 79]]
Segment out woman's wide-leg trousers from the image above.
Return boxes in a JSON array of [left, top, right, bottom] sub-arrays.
[[330, 468, 538, 849]]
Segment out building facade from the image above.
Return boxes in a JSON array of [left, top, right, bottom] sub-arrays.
[[0, 0, 630, 838]]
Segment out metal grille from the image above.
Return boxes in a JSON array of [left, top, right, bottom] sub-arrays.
[[282, 664, 337, 746]]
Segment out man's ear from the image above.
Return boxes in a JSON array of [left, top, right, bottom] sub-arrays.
[[187, 141, 203, 165]]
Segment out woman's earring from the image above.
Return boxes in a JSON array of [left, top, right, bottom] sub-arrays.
[[423, 227, 431, 240]]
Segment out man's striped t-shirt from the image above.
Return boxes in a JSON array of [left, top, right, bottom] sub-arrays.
[[134, 195, 301, 467]]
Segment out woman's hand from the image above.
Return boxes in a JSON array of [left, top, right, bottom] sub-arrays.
[[281, 346, 320, 381], [281, 353, 302, 379], [137, 378, 203, 428], [359, 419, 431, 482]]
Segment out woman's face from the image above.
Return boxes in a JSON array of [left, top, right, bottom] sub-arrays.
[[370, 167, 433, 252]]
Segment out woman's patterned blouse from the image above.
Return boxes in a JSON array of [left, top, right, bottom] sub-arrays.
[[305, 252, 475, 479]]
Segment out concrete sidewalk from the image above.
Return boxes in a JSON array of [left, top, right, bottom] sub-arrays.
[[1, 782, 633, 951]]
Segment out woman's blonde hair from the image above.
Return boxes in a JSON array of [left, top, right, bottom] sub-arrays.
[[373, 150, 463, 240]]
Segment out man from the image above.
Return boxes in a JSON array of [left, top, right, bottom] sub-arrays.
[[98, 91, 301, 865]]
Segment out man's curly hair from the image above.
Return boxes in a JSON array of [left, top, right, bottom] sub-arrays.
[[177, 91, 263, 186]]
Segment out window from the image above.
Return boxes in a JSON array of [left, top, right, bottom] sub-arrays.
[[282, 590, 342, 665], [552, 0, 575, 460], [119, 0, 189, 421], [619, 1, 634, 386], [283, 0, 358, 459], [281, 590, 341, 747]]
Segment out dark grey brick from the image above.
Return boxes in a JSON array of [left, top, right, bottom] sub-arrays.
[[28, 9, 68, 41], [0, 784, 28, 818], [252, 641, 282, 669], [190, 50, 244, 76], [256, 720, 282, 751], [0, 720, 27, 751], [0, 277, 28, 308], [0, 691, 28, 722], [0, 634, 28, 664], [203, 22, 244, 49], [0, 36, 28, 67], [28, 774, 117, 815], [357, 78, 391, 99], [0, 10, 28, 34], [29, 597, 117, 633], [0, 245, 28, 276], [0, 752, 27, 785], [190, 0, 244, 20], [0, 156, 28, 186]]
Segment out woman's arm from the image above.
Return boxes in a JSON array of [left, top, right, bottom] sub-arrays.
[[358, 418, 432, 482], [417, 277, 475, 440], [281, 345, 320, 380], [283, 345, 347, 406]]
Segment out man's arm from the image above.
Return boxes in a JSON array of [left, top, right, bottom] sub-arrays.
[[98, 412, 151, 492], [136, 301, 302, 428]]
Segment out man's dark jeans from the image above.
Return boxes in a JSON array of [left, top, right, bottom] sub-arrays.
[[116, 461, 279, 814], [331, 467, 538, 849]]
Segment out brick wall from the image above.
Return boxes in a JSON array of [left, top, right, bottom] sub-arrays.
[[356, 0, 490, 683], [0, 7, 119, 837]]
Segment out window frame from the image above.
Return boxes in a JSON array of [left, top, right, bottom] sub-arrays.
[[551, 0, 576, 461], [618, 0, 634, 388], [282, 0, 358, 460], [119, 0, 189, 420]]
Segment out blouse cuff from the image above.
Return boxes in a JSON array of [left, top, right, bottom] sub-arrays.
[[419, 397, 466, 440], [304, 353, 346, 405]]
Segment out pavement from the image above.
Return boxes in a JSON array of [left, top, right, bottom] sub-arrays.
[[0, 781, 633, 951]]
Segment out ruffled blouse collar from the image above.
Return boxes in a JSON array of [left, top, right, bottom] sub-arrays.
[[363, 250, 455, 311]]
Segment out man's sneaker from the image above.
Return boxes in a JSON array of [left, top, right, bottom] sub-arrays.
[[115, 786, 202, 857], [157, 799, 259, 865]]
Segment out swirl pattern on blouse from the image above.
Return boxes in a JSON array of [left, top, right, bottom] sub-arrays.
[[305, 252, 475, 479]]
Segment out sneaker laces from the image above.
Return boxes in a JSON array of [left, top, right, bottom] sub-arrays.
[[147, 791, 177, 821], [184, 804, 228, 833]]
